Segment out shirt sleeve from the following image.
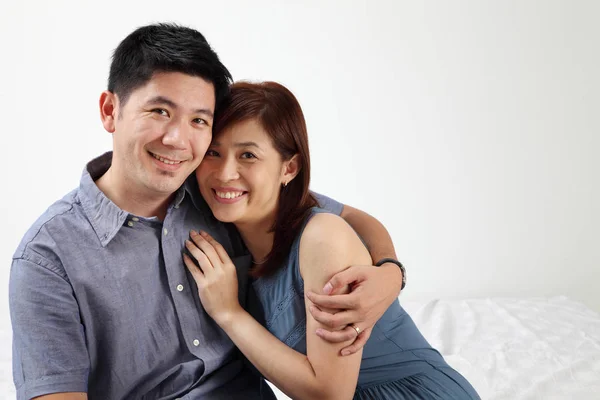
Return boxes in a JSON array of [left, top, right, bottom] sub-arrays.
[[9, 256, 89, 399], [311, 192, 344, 216]]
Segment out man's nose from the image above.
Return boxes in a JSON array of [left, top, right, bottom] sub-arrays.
[[162, 119, 188, 149]]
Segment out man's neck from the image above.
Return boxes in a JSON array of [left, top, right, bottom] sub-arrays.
[[95, 167, 173, 221]]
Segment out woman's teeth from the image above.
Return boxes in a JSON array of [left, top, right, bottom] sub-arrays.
[[215, 191, 244, 199]]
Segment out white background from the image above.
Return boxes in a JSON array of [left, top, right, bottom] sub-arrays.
[[0, 0, 599, 389]]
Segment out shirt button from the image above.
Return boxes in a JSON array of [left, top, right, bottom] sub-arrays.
[[127, 221, 134, 227], [132, 217, 139, 222], [163, 228, 168, 235], [176, 284, 184, 292], [193, 339, 200, 346]]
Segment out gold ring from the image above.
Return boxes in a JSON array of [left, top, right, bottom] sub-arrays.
[[352, 324, 360, 335]]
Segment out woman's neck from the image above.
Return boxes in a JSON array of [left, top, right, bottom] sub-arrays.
[[235, 218, 275, 264]]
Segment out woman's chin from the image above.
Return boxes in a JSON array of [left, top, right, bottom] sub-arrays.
[[211, 208, 242, 224]]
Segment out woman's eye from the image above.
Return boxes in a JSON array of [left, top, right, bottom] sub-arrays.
[[241, 152, 257, 159], [206, 150, 219, 157], [193, 118, 207, 125]]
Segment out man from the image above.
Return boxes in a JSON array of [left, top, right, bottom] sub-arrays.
[[10, 23, 404, 399]]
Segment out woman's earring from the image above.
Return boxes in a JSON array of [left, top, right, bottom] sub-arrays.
[[283, 181, 288, 187]]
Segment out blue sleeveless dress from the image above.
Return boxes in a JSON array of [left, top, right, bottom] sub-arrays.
[[251, 208, 480, 399]]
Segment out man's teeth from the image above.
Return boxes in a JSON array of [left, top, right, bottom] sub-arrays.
[[151, 153, 182, 165], [216, 191, 244, 199]]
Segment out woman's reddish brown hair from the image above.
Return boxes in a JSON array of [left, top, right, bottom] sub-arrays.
[[213, 81, 317, 277]]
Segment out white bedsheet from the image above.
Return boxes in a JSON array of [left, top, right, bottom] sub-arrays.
[[401, 296, 600, 399], [2, 296, 599, 399]]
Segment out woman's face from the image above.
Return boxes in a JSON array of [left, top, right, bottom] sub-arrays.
[[196, 118, 294, 225]]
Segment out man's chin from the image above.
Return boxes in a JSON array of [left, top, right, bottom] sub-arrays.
[[147, 181, 185, 196]]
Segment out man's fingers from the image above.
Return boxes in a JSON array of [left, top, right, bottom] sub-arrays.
[[322, 265, 367, 294], [315, 325, 357, 343], [306, 291, 359, 310], [340, 327, 372, 356], [309, 304, 357, 329]]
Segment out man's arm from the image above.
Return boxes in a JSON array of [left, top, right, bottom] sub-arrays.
[[10, 256, 89, 399], [339, 204, 403, 297], [33, 394, 87, 400], [341, 205, 398, 260], [308, 201, 404, 355]]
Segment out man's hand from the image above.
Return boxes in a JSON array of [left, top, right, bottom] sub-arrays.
[[305, 263, 403, 355]]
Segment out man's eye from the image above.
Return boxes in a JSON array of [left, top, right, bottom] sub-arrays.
[[206, 150, 219, 157], [241, 152, 257, 159], [152, 108, 169, 116]]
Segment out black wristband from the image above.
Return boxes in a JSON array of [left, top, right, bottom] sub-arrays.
[[375, 258, 406, 290]]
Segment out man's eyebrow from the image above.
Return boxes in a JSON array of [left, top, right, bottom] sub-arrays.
[[146, 96, 214, 118], [146, 96, 177, 109], [193, 108, 214, 119]]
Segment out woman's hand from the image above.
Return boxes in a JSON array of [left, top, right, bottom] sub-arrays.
[[183, 230, 243, 325]]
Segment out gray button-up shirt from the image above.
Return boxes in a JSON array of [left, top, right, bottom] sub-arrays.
[[9, 152, 342, 400]]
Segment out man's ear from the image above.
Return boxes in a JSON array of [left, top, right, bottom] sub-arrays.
[[99, 91, 119, 134], [282, 154, 301, 186]]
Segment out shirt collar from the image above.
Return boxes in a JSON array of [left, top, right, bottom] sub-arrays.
[[183, 174, 211, 213], [78, 151, 187, 247]]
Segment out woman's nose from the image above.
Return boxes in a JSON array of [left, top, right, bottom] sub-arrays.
[[215, 156, 240, 182]]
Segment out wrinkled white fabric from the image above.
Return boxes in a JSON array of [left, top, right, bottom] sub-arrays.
[[403, 296, 600, 400]]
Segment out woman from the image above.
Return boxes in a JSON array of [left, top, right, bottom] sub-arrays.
[[183, 81, 479, 399]]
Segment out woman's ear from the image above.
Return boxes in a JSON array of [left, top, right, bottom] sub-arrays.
[[281, 154, 301, 186]]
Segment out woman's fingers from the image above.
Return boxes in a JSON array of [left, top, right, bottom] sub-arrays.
[[189, 230, 221, 268], [199, 231, 231, 265], [185, 238, 214, 273], [183, 253, 204, 281]]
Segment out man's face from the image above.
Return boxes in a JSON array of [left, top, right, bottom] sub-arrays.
[[108, 72, 215, 197]]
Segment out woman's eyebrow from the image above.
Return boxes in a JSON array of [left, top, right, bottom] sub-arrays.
[[210, 141, 261, 149]]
